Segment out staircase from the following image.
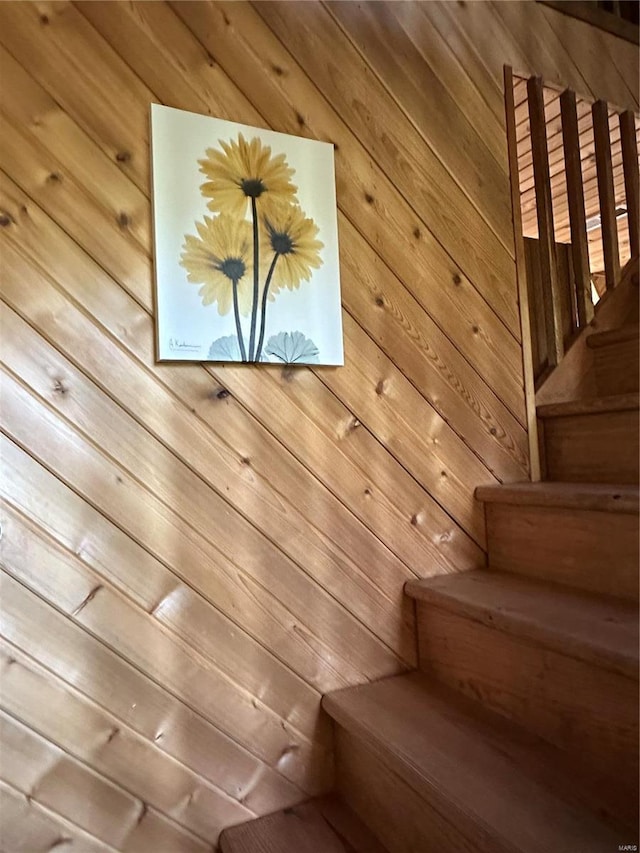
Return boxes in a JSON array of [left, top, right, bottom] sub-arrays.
[[220, 270, 639, 852]]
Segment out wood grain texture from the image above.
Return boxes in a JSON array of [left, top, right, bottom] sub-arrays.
[[593, 99, 622, 290], [255, 1, 517, 303], [418, 2, 505, 120], [324, 1, 513, 252], [504, 66, 541, 481], [477, 480, 639, 512], [336, 729, 478, 853], [407, 569, 639, 679], [416, 607, 639, 803], [327, 673, 621, 853], [0, 710, 213, 852], [538, 3, 639, 110], [516, 78, 637, 276], [0, 555, 304, 813], [220, 800, 360, 853], [0, 642, 256, 840], [524, 238, 577, 375], [0, 293, 414, 673], [540, 2, 639, 47], [0, 342, 402, 692], [485, 502, 639, 600], [490, 1, 593, 97], [314, 795, 390, 853], [535, 257, 640, 405], [590, 325, 640, 395], [362, 2, 507, 161], [0, 779, 117, 853], [620, 110, 640, 258], [0, 0, 636, 841], [540, 396, 640, 483], [527, 76, 564, 365], [0, 498, 331, 792], [560, 89, 594, 327]]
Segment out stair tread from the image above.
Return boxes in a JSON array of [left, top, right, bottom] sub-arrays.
[[587, 323, 639, 348], [405, 569, 638, 680], [219, 797, 388, 853], [323, 673, 620, 853], [537, 392, 639, 418], [475, 481, 639, 512]]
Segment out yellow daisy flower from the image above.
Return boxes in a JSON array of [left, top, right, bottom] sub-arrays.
[[261, 203, 324, 292], [253, 204, 324, 361], [180, 214, 253, 316], [199, 134, 298, 218]]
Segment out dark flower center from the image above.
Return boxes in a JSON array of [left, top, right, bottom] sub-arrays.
[[270, 231, 294, 255], [218, 257, 246, 281], [241, 178, 266, 198]]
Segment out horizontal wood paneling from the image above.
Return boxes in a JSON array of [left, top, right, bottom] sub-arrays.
[[1, 0, 636, 845]]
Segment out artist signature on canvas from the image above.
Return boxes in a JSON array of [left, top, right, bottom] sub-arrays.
[[168, 338, 201, 353]]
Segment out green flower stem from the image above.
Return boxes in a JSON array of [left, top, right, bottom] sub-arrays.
[[248, 197, 260, 361], [255, 253, 280, 363], [231, 278, 247, 362]]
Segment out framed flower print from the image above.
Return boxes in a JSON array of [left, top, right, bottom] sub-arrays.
[[150, 105, 344, 365]]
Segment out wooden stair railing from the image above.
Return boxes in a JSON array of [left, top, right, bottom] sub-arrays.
[[505, 69, 640, 386]]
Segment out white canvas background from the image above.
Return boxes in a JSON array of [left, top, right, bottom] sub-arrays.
[[151, 104, 344, 365]]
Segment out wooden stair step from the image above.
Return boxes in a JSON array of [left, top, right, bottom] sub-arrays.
[[476, 483, 639, 600], [405, 569, 639, 680], [219, 796, 388, 853], [476, 480, 639, 512], [537, 394, 639, 484], [587, 325, 639, 396], [324, 673, 622, 853], [537, 392, 639, 418], [407, 574, 638, 817]]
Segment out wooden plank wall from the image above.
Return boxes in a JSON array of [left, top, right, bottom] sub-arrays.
[[0, 2, 637, 849]]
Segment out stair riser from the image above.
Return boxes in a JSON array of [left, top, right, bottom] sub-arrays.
[[592, 338, 639, 396], [541, 409, 639, 483], [219, 796, 388, 853], [416, 606, 639, 813], [334, 728, 503, 853], [486, 503, 639, 600]]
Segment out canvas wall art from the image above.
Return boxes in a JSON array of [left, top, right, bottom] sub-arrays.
[[151, 104, 344, 365]]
